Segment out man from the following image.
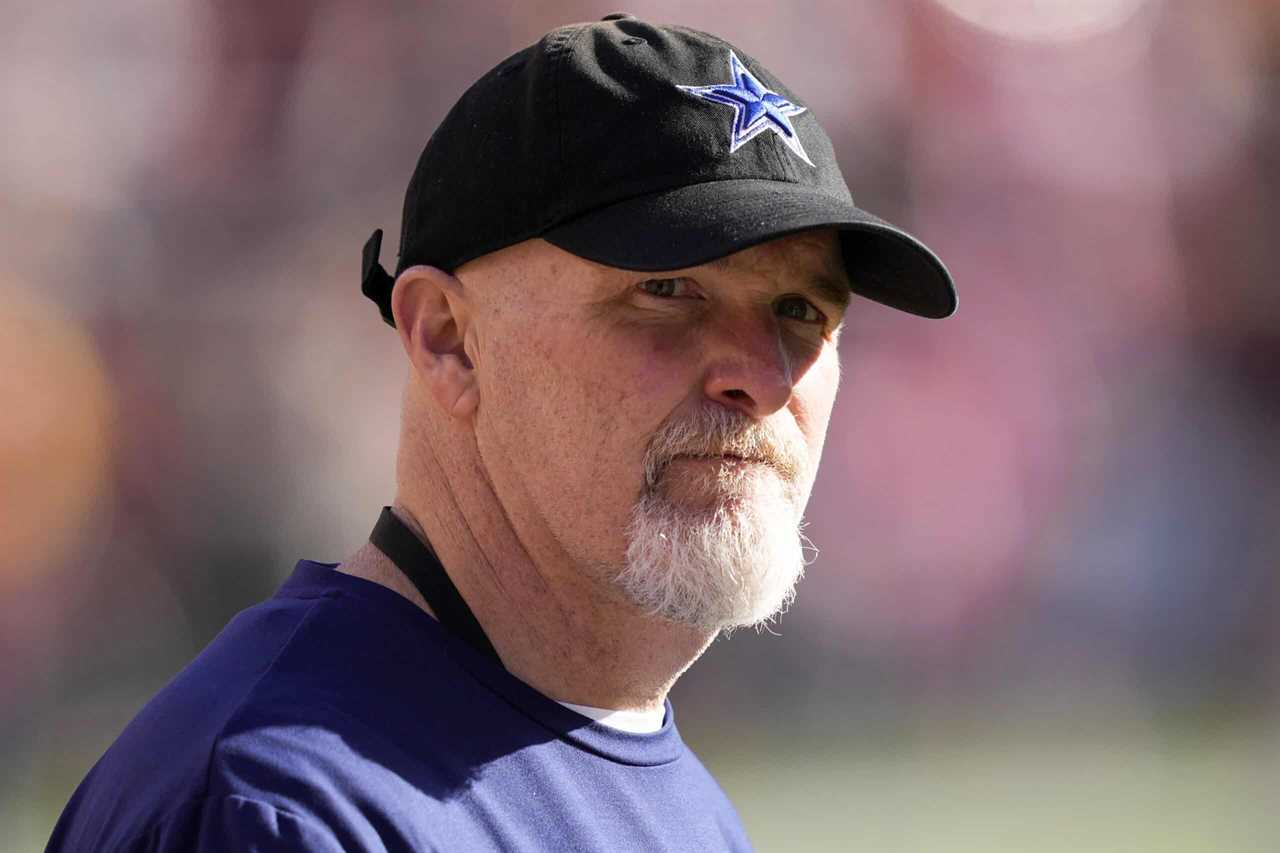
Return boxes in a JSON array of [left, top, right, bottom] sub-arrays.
[[48, 14, 954, 852]]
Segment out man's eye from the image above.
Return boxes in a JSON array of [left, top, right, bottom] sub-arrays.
[[637, 278, 695, 298], [776, 296, 824, 324]]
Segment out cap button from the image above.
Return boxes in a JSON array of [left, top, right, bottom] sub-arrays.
[[601, 12, 634, 21]]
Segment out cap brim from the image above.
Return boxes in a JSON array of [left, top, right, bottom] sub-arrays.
[[542, 178, 956, 319]]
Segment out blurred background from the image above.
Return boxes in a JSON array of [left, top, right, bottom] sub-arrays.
[[2, 0, 1277, 850]]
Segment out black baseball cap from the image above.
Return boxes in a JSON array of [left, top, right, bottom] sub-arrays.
[[361, 14, 956, 326]]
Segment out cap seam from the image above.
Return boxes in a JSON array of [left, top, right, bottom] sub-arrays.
[[548, 24, 591, 227]]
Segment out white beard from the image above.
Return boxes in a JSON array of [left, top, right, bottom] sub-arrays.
[[613, 407, 814, 632]]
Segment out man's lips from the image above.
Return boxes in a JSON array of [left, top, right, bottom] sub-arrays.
[[645, 449, 801, 494], [668, 453, 781, 471]]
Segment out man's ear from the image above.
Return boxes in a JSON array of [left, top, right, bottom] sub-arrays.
[[391, 265, 479, 420]]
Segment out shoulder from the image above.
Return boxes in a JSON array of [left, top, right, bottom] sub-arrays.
[[190, 578, 469, 849], [47, 565, 460, 852]]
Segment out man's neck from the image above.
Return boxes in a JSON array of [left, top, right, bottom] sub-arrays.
[[338, 501, 716, 714]]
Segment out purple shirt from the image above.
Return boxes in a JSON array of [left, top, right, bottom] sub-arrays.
[[47, 560, 752, 852]]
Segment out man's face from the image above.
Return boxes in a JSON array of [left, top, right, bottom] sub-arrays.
[[457, 229, 848, 631]]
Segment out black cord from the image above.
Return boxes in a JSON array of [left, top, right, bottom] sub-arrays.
[[369, 507, 502, 664]]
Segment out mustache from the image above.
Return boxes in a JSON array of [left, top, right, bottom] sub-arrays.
[[642, 404, 807, 490]]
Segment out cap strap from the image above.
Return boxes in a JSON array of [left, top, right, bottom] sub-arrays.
[[361, 228, 397, 328]]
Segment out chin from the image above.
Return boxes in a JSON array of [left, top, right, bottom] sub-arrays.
[[614, 487, 810, 633]]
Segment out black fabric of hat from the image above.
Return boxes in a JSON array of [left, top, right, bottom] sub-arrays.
[[361, 14, 956, 326]]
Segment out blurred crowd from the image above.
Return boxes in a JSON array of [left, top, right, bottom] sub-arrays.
[[1, 0, 1277, 849]]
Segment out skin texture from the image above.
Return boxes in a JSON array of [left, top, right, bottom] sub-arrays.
[[338, 229, 848, 712]]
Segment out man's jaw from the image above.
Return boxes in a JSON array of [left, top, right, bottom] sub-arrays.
[[616, 484, 809, 632]]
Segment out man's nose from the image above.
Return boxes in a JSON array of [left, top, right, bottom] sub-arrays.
[[701, 311, 794, 418]]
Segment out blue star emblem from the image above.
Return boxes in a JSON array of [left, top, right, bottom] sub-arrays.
[[676, 50, 814, 167]]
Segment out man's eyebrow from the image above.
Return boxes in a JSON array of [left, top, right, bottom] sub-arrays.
[[808, 274, 852, 310], [698, 255, 852, 309]]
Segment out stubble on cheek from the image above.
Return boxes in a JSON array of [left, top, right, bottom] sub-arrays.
[[503, 345, 657, 567]]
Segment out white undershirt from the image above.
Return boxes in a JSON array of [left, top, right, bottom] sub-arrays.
[[557, 700, 666, 734]]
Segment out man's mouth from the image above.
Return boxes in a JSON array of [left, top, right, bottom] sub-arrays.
[[668, 453, 783, 474], [675, 452, 750, 462]]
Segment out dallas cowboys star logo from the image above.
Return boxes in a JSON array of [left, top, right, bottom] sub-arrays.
[[676, 50, 814, 167]]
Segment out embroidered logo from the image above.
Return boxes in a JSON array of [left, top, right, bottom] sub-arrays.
[[676, 50, 813, 167]]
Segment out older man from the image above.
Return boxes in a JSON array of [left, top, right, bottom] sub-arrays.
[[48, 15, 954, 852]]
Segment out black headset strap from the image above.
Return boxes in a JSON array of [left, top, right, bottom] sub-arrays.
[[368, 507, 501, 664]]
